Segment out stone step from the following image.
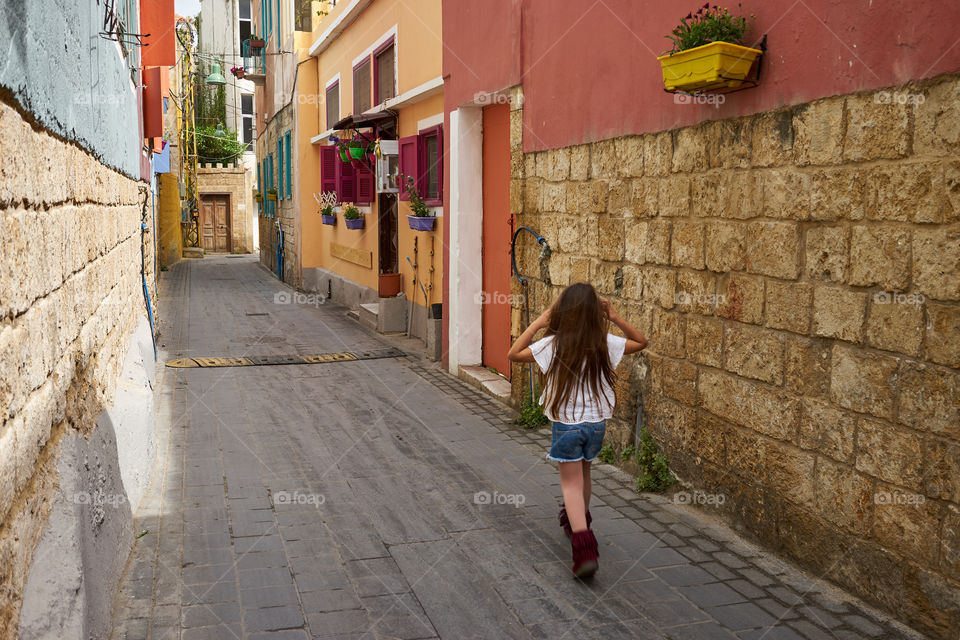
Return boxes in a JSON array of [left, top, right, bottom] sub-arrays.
[[358, 303, 379, 330], [458, 365, 512, 402]]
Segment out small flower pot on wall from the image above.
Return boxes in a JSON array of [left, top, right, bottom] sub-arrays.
[[344, 217, 364, 230], [407, 215, 436, 231], [248, 38, 265, 49], [657, 41, 762, 92], [267, 192, 278, 201], [348, 145, 366, 160], [339, 148, 350, 163], [321, 214, 336, 226]]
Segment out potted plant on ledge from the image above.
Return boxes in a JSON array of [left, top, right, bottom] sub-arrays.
[[267, 187, 278, 201], [404, 176, 436, 231], [315, 191, 338, 226], [657, 3, 761, 93], [230, 66, 245, 79], [343, 204, 364, 230]]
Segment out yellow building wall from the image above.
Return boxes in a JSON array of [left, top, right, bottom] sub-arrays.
[[157, 172, 182, 267], [299, 0, 444, 302], [396, 92, 444, 306]]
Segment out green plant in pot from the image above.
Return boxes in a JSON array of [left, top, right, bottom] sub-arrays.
[[343, 203, 364, 230], [315, 190, 338, 226], [267, 187, 278, 201], [404, 175, 436, 231], [657, 3, 761, 93]]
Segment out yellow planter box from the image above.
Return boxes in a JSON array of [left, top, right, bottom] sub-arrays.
[[658, 41, 762, 92], [267, 192, 278, 201]]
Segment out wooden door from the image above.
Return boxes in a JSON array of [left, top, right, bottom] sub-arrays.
[[200, 195, 231, 252], [481, 104, 512, 378]]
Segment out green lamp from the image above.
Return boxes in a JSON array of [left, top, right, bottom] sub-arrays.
[[205, 63, 227, 86]]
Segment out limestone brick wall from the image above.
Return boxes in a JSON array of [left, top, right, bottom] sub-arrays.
[[197, 163, 255, 253], [510, 74, 960, 638], [257, 104, 298, 285], [0, 99, 154, 636]]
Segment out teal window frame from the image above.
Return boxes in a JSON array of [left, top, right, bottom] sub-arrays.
[[277, 138, 284, 200], [257, 161, 262, 216], [284, 131, 292, 199]]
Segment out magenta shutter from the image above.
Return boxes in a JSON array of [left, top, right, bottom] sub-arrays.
[[337, 158, 357, 202], [320, 146, 337, 193], [355, 161, 375, 205], [397, 135, 419, 201]]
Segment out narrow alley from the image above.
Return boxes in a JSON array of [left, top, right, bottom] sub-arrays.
[[109, 257, 920, 640]]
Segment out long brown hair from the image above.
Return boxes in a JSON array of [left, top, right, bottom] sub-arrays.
[[543, 283, 615, 420]]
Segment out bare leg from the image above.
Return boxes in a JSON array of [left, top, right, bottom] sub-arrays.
[[559, 461, 588, 532], [582, 460, 592, 511]]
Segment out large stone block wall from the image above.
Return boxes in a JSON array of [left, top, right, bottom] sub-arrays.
[[258, 105, 299, 285], [510, 74, 960, 638], [0, 99, 155, 637]]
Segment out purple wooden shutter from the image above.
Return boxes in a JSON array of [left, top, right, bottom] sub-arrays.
[[397, 135, 418, 201], [338, 158, 357, 202], [356, 161, 375, 205], [320, 146, 337, 193]]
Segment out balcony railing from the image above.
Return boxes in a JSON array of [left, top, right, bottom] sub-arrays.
[[241, 38, 266, 79]]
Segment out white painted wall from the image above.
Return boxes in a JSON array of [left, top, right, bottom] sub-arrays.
[[448, 107, 484, 375]]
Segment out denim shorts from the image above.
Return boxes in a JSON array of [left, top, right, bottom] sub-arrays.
[[547, 420, 607, 463]]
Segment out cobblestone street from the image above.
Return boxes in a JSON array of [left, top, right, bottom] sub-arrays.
[[106, 256, 923, 640]]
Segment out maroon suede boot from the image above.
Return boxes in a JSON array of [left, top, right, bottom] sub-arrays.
[[570, 529, 599, 578], [558, 505, 592, 538]]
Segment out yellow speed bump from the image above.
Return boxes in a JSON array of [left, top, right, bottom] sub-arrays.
[[166, 348, 404, 369]]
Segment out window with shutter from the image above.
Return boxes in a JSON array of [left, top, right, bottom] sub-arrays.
[[356, 161, 374, 205], [277, 139, 284, 199], [257, 161, 262, 216], [285, 131, 292, 198], [418, 126, 443, 205], [374, 40, 395, 104], [320, 146, 337, 194], [397, 135, 419, 201], [353, 59, 371, 114], [325, 82, 339, 130], [337, 158, 357, 202]]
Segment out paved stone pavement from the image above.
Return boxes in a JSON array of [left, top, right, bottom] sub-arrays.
[[110, 255, 924, 640]]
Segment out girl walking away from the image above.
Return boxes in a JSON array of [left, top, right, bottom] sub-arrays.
[[508, 283, 647, 578]]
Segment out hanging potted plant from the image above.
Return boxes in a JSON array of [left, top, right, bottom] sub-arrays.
[[330, 134, 369, 163], [267, 187, 278, 201], [404, 176, 436, 231], [254, 190, 263, 203], [248, 34, 265, 50], [315, 191, 338, 226], [657, 4, 761, 93], [342, 203, 364, 230], [230, 65, 245, 79]]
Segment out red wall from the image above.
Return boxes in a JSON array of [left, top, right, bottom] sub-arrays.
[[444, 0, 960, 152]]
